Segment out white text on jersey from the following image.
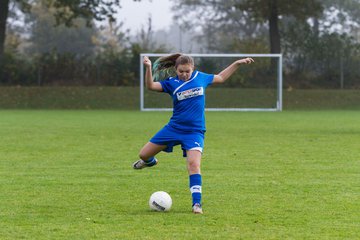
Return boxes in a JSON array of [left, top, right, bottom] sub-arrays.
[[176, 87, 204, 101]]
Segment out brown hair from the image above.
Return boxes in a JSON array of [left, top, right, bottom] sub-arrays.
[[152, 53, 194, 81], [175, 55, 194, 69]]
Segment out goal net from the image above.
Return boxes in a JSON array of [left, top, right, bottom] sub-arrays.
[[140, 53, 282, 111]]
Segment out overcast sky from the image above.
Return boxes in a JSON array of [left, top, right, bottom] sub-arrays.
[[117, 0, 174, 33]]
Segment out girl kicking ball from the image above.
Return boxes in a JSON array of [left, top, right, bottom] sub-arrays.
[[133, 53, 254, 214]]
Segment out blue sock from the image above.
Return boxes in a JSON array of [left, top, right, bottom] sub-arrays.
[[144, 156, 157, 166], [189, 174, 202, 206]]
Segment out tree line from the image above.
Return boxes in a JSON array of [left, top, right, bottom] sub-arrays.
[[1, 0, 360, 89]]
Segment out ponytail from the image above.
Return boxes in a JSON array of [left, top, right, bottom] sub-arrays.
[[152, 53, 180, 81]]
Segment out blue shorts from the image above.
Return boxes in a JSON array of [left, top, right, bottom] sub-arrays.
[[150, 125, 205, 157]]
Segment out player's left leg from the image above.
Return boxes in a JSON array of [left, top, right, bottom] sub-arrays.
[[186, 150, 203, 214]]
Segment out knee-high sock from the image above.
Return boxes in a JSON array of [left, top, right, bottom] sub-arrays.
[[189, 174, 202, 206]]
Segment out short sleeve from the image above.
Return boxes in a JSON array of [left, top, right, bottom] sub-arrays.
[[199, 72, 214, 87], [159, 78, 172, 94]]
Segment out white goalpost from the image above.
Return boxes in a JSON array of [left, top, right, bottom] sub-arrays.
[[140, 53, 283, 111]]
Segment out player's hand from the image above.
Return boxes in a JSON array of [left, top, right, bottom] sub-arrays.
[[143, 56, 152, 68], [238, 58, 254, 64]]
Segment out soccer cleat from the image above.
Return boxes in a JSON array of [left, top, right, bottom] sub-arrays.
[[192, 203, 203, 214], [132, 158, 158, 170]]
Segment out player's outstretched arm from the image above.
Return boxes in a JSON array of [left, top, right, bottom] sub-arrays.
[[213, 58, 254, 84], [144, 56, 163, 92]]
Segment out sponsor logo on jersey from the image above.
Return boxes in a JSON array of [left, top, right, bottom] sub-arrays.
[[176, 87, 204, 101]]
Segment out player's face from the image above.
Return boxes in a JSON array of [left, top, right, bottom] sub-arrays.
[[176, 64, 194, 81]]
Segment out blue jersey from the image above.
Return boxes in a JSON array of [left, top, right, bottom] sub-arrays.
[[160, 70, 214, 131]]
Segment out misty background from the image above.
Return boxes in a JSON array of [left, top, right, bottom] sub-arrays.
[[1, 0, 359, 89]]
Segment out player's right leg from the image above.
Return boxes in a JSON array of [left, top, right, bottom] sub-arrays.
[[132, 142, 166, 170], [186, 150, 203, 214]]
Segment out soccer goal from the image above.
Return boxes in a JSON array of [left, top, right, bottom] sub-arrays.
[[140, 53, 283, 111]]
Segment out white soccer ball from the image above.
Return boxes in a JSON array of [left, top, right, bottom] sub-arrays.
[[149, 191, 172, 212]]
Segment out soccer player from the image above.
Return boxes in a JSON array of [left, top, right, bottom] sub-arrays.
[[133, 53, 254, 214]]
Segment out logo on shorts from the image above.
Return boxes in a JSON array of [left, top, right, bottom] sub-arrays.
[[176, 87, 203, 101], [194, 142, 201, 147]]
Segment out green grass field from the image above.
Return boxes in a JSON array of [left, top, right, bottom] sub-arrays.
[[0, 110, 359, 239]]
